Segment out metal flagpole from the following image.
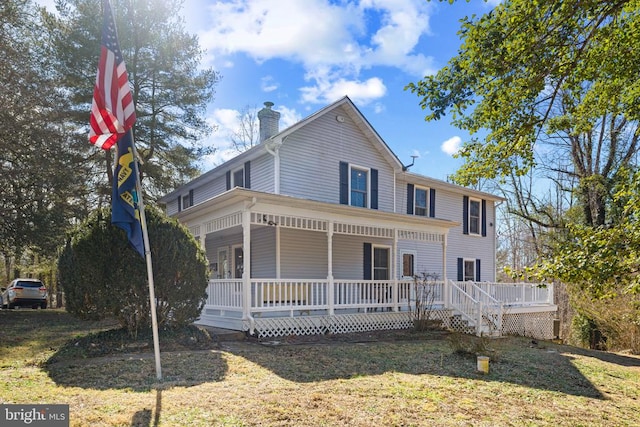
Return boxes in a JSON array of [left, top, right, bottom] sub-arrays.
[[128, 128, 162, 380]]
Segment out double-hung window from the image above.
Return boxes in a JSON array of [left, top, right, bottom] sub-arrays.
[[350, 167, 368, 208], [373, 246, 390, 280], [414, 187, 428, 216], [464, 259, 475, 281], [226, 161, 251, 191], [469, 198, 481, 235], [233, 168, 245, 188], [182, 194, 191, 209]]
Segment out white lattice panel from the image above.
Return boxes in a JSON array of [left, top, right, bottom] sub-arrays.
[[249, 316, 327, 338], [327, 313, 413, 334], [241, 309, 554, 340], [502, 312, 554, 339]]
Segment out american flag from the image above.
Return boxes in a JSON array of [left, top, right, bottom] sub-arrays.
[[89, 0, 136, 150]]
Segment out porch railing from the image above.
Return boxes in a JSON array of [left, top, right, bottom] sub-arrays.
[[204, 278, 552, 323]]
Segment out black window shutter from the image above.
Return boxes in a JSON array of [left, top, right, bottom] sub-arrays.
[[429, 188, 436, 218], [406, 184, 414, 214], [476, 259, 481, 281], [177, 196, 182, 212], [339, 161, 349, 204], [363, 243, 372, 280], [371, 168, 378, 209], [457, 258, 463, 281], [462, 196, 469, 235], [244, 161, 251, 189], [189, 189, 194, 207], [481, 199, 487, 236], [226, 171, 231, 190]]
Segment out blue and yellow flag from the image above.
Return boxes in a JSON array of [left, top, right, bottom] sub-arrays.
[[112, 131, 144, 257]]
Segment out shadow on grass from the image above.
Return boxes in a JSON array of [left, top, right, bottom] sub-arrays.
[[130, 389, 161, 427], [225, 336, 607, 399], [43, 326, 227, 392]]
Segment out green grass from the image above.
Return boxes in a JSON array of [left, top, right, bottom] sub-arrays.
[[1, 309, 639, 426]]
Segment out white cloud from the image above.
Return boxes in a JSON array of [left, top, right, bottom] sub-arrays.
[[261, 76, 278, 93], [441, 136, 462, 156], [300, 75, 386, 105], [195, 0, 436, 104]]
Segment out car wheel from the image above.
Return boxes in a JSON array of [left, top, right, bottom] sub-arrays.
[[41, 302, 47, 309], [8, 302, 14, 309]]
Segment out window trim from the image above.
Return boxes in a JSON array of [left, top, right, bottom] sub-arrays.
[[468, 197, 482, 236], [182, 194, 191, 209], [232, 167, 245, 188], [349, 164, 370, 208], [413, 186, 429, 217], [372, 244, 391, 280], [463, 258, 476, 282]]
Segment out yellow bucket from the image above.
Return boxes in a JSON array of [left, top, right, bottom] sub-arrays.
[[477, 356, 489, 374]]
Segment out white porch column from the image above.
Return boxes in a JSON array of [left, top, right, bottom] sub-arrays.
[[242, 210, 251, 320], [275, 226, 281, 279], [392, 228, 398, 312], [442, 234, 449, 308], [199, 227, 206, 252], [327, 221, 334, 315]]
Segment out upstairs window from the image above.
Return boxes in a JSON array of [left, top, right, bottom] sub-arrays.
[[350, 167, 368, 207], [340, 162, 378, 209], [414, 187, 428, 217], [463, 196, 486, 236], [226, 161, 251, 191], [182, 194, 191, 209], [469, 198, 480, 235], [233, 168, 245, 188]]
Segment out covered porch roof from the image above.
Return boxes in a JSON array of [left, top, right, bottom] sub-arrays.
[[176, 188, 460, 242]]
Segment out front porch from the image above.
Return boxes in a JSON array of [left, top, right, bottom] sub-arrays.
[[196, 279, 558, 340]]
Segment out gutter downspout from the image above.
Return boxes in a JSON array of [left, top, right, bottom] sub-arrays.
[[265, 136, 285, 195]]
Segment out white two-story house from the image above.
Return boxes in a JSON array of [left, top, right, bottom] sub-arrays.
[[160, 96, 557, 339]]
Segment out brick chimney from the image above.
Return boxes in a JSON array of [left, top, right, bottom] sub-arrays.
[[258, 101, 280, 142]]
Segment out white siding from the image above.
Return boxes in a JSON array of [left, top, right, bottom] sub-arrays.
[[249, 154, 274, 193], [279, 106, 395, 212], [397, 241, 444, 279], [251, 227, 276, 277], [280, 229, 327, 279], [440, 191, 496, 282]]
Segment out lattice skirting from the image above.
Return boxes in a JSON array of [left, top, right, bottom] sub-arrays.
[[242, 309, 555, 339], [501, 311, 555, 340], [245, 310, 460, 338]]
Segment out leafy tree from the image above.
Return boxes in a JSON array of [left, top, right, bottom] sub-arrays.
[[43, 0, 220, 201], [408, 1, 639, 190], [409, 0, 640, 349], [0, 0, 88, 281], [58, 206, 209, 336]]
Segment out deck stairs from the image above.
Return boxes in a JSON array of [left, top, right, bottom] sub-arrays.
[[448, 280, 503, 337]]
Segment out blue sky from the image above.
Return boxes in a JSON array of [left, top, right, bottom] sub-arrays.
[[38, 0, 500, 180], [184, 0, 501, 179]]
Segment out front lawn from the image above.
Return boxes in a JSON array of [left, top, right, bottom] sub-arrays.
[[1, 309, 639, 426]]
